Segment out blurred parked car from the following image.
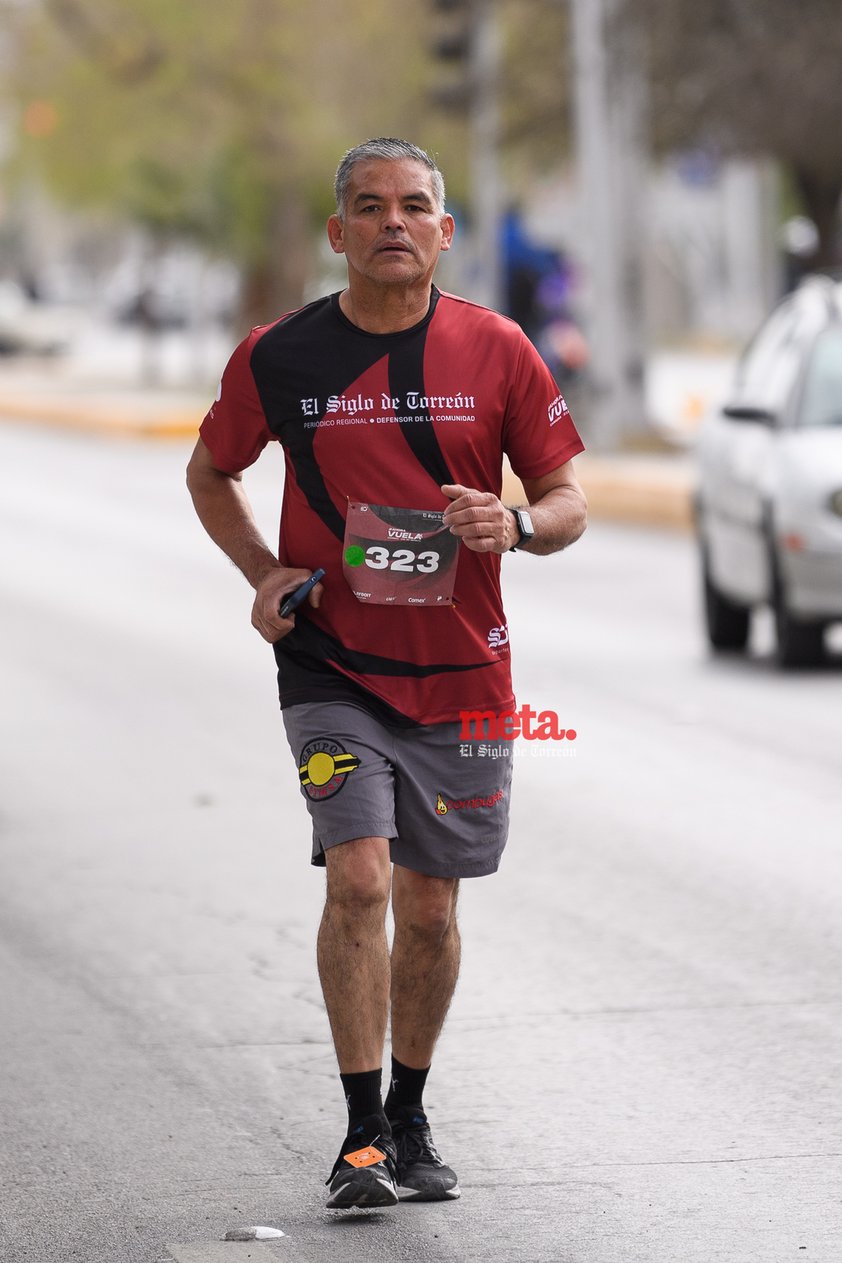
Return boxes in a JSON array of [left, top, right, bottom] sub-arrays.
[[696, 275, 842, 666], [0, 280, 68, 356]]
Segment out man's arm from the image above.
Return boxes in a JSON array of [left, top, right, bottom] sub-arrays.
[[441, 459, 587, 556], [186, 437, 321, 642]]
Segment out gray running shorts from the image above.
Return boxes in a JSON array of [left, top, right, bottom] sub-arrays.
[[281, 701, 513, 879]]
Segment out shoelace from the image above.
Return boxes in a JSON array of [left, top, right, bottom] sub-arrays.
[[394, 1120, 443, 1167]]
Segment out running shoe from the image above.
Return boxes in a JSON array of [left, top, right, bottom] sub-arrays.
[[387, 1105, 460, 1201], [325, 1114, 399, 1209]]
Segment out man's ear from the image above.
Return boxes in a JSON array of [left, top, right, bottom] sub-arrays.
[[327, 214, 345, 255], [440, 213, 456, 253]]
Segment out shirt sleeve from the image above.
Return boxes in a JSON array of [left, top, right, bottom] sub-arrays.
[[503, 332, 585, 481], [199, 330, 273, 474]]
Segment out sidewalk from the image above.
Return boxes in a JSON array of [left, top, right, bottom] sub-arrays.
[[0, 368, 695, 531], [0, 372, 207, 440]]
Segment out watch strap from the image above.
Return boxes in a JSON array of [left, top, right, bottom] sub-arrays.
[[509, 507, 533, 551]]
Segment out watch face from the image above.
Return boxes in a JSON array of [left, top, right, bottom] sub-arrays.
[[517, 508, 534, 538]]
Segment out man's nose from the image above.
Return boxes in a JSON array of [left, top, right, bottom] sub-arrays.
[[381, 204, 407, 230]]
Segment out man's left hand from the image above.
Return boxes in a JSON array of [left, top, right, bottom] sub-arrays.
[[441, 484, 517, 553]]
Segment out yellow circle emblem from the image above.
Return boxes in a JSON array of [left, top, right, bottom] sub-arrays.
[[298, 739, 361, 800], [307, 751, 336, 787]]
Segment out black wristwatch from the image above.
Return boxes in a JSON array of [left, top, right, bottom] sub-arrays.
[[508, 506, 535, 551]]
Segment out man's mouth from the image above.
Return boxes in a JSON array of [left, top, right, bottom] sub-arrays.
[[378, 242, 412, 253]]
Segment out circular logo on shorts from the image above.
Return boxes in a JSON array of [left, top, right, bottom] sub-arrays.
[[298, 738, 361, 801]]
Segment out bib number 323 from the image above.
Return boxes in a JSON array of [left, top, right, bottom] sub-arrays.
[[342, 502, 459, 606]]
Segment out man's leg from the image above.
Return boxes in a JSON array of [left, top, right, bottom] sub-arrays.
[[318, 835, 399, 1208], [386, 865, 462, 1201], [318, 834, 392, 1072], [389, 866, 460, 1070]]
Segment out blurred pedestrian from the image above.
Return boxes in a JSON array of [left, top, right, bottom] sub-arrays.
[[186, 137, 586, 1209]]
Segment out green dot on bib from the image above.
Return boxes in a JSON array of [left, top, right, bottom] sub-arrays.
[[344, 545, 365, 567]]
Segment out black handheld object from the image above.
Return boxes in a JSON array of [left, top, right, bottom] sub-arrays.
[[280, 568, 325, 619]]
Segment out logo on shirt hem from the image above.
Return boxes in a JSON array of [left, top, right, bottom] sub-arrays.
[[487, 623, 509, 651]]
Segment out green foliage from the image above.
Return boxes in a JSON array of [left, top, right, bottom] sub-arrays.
[[500, 0, 572, 169], [8, 3, 431, 248], [3, 0, 576, 303], [617, 0, 842, 260]]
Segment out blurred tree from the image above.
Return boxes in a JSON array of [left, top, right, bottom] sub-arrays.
[[4, 0, 579, 323], [499, 0, 574, 172], [426, 0, 574, 178], [4, 0, 436, 325], [618, 0, 842, 268]]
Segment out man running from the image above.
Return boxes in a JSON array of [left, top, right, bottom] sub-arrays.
[[187, 137, 586, 1208]]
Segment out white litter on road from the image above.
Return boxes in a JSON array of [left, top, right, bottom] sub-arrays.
[[224, 1226, 286, 1240]]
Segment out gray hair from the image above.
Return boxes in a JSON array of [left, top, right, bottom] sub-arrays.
[[334, 138, 446, 218]]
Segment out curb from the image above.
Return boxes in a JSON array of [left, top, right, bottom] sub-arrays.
[[501, 458, 693, 532], [1, 397, 694, 531], [0, 397, 201, 440], [576, 458, 693, 531]]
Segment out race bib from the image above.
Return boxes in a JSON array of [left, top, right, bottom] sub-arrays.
[[342, 502, 459, 606]]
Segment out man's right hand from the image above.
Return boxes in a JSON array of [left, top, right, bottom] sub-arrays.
[[251, 566, 324, 643]]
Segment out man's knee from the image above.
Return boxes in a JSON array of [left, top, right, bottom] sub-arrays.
[[393, 870, 459, 943], [325, 836, 391, 915]]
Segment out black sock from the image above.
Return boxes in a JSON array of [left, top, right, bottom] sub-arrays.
[[384, 1056, 430, 1115], [340, 1068, 384, 1131]]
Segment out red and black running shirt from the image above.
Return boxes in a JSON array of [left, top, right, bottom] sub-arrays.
[[200, 287, 584, 725]]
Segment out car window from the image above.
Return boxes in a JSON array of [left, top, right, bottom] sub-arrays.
[[798, 325, 842, 427], [734, 302, 822, 413], [735, 305, 797, 405]]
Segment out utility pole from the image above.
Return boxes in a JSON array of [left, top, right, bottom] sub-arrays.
[[468, 0, 503, 311], [571, 0, 648, 447], [429, 0, 503, 311]]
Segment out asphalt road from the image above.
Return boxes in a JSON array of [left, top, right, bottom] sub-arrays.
[[1, 423, 841, 1263]]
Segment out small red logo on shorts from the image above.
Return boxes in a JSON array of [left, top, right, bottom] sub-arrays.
[[299, 738, 361, 800], [435, 788, 504, 815]]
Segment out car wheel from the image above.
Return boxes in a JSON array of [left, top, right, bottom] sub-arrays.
[[773, 597, 825, 667], [768, 542, 825, 668], [701, 545, 750, 650]]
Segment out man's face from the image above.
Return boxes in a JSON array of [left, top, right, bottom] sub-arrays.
[[327, 158, 455, 288]]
